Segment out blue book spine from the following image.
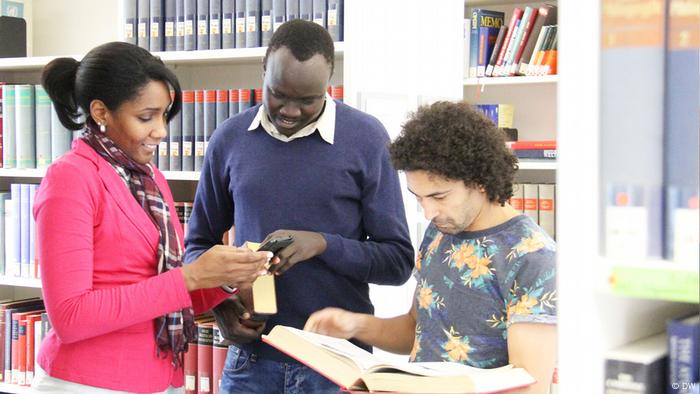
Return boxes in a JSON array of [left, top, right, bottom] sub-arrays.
[[469, 9, 504, 78], [124, 0, 138, 45], [216, 89, 229, 128], [326, 0, 342, 41], [261, 0, 273, 46], [235, 0, 246, 48], [194, 90, 205, 171], [28, 184, 37, 278], [238, 88, 253, 113], [150, 0, 164, 51], [312, 0, 326, 28], [245, 0, 261, 48], [285, 0, 298, 20], [169, 108, 183, 171], [210, 0, 222, 49], [184, 0, 197, 50], [222, 0, 235, 48], [272, 0, 285, 33], [197, 0, 210, 50], [19, 184, 29, 278], [299, 0, 311, 21], [667, 315, 700, 394], [165, 0, 177, 51], [137, 0, 151, 50], [176, 0, 185, 50], [182, 91, 195, 171], [513, 149, 557, 160]]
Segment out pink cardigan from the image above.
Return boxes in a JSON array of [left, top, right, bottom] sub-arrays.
[[34, 140, 230, 393]]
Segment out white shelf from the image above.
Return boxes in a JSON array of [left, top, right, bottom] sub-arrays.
[[0, 382, 28, 394], [516, 160, 557, 170], [0, 168, 200, 181], [466, 0, 547, 6], [464, 75, 558, 86], [0, 276, 41, 288], [0, 43, 345, 71]]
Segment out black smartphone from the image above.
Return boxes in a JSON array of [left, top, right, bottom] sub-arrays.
[[258, 235, 294, 255]]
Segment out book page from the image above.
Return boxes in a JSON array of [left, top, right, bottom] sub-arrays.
[[284, 327, 385, 371]]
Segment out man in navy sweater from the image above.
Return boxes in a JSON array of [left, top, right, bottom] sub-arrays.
[[184, 19, 414, 393]]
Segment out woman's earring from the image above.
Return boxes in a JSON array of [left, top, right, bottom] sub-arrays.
[[99, 123, 106, 133]]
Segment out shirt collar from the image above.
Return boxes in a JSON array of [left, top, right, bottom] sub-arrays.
[[248, 93, 336, 144]]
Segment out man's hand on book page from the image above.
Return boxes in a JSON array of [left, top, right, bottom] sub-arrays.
[[212, 290, 266, 345], [304, 307, 361, 339], [263, 230, 327, 275], [181, 245, 271, 291]]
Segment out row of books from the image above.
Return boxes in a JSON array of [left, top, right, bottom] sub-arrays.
[[475, 103, 514, 128], [0, 184, 39, 280], [153, 85, 343, 172], [601, 0, 698, 262], [510, 183, 555, 239], [124, 0, 344, 52], [465, 4, 558, 78], [184, 316, 228, 394], [604, 314, 699, 394], [0, 84, 73, 170], [0, 298, 47, 388]]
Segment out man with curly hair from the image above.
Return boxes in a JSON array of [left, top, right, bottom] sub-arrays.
[[305, 101, 557, 394]]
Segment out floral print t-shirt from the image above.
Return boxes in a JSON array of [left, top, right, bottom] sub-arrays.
[[409, 215, 557, 368]]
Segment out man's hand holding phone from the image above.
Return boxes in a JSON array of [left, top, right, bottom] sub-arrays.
[[261, 230, 327, 275]]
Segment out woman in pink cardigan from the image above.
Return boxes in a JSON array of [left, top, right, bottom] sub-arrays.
[[30, 42, 270, 394]]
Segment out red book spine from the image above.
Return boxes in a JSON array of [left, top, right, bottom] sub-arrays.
[[184, 335, 198, 394], [507, 140, 557, 150], [228, 89, 239, 105], [17, 318, 26, 386], [495, 8, 523, 69], [511, 7, 539, 70], [212, 325, 227, 394], [331, 85, 344, 101], [196, 322, 213, 394]]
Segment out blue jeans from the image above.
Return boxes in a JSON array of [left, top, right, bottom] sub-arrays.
[[220, 346, 341, 394]]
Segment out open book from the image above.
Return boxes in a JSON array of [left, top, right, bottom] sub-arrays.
[[262, 325, 535, 393]]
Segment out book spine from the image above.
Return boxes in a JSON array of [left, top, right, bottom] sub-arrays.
[[34, 85, 51, 169], [235, 0, 247, 48], [15, 85, 34, 169], [169, 106, 183, 171], [0, 82, 4, 169], [138, 0, 151, 50], [24, 316, 33, 385], [229, 88, 240, 116], [209, 0, 222, 49], [485, 25, 506, 77], [261, 0, 273, 46], [196, 323, 214, 394], [667, 316, 699, 394], [184, 332, 198, 394], [4, 187, 17, 278], [50, 103, 72, 162], [32, 319, 40, 382], [124, 0, 138, 45], [299, 0, 312, 21], [538, 184, 555, 239], [0, 193, 9, 276], [285, 0, 299, 20], [203, 89, 216, 158], [238, 88, 252, 113], [1, 85, 13, 169], [158, 136, 169, 171], [165, 0, 177, 51], [212, 325, 226, 394], [509, 5, 538, 75], [312, 0, 326, 28], [194, 90, 205, 171], [184, 0, 197, 50], [523, 25, 549, 75], [222, 0, 235, 48], [176, 0, 186, 50], [19, 184, 29, 278], [494, 8, 523, 77], [150, 0, 164, 51], [513, 149, 557, 159], [197, 0, 210, 50], [215, 89, 229, 128], [182, 90, 195, 171], [326, 0, 342, 41], [16, 317, 25, 385], [28, 185, 37, 279], [272, 0, 285, 33], [510, 183, 524, 213], [523, 183, 539, 224], [246, 0, 261, 48]]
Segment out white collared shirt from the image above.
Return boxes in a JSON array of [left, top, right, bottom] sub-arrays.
[[247, 93, 336, 144]]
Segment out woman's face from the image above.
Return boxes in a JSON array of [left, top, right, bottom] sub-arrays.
[[104, 80, 171, 165]]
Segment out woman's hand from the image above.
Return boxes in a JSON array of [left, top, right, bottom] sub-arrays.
[[180, 245, 271, 291]]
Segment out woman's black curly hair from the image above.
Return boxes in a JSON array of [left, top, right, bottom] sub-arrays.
[[390, 101, 518, 205]]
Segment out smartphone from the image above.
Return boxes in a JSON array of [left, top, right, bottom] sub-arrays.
[[258, 235, 294, 255]]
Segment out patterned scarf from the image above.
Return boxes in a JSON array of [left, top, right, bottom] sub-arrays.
[[82, 125, 195, 369]]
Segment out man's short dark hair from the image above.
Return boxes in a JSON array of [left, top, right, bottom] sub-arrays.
[[264, 19, 335, 75], [390, 101, 518, 205]]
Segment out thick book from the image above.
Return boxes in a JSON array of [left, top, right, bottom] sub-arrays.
[[137, 0, 150, 50], [326, 0, 342, 41], [209, 0, 222, 49], [538, 184, 555, 239], [271, 0, 285, 34], [124, 0, 138, 45], [261, 0, 273, 46], [196, 0, 209, 50], [203, 89, 216, 157], [228, 88, 240, 116], [212, 324, 227, 394], [245, 0, 261, 48], [14, 84, 34, 169], [176, 0, 185, 50], [215, 89, 229, 128], [150, 0, 164, 51], [50, 103, 72, 162], [164, 0, 177, 51], [222, 0, 235, 48], [158, 137, 169, 170], [667, 315, 699, 394], [285, 0, 299, 21], [262, 326, 535, 393], [184, 325, 198, 394], [510, 183, 524, 213], [238, 88, 252, 113], [34, 85, 51, 169], [299, 0, 312, 21], [604, 333, 668, 394], [312, 0, 326, 28], [522, 183, 538, 224], [169, 106, 182, 171], [194, 90, 205, 171], [663, 0, 699, 262], [184, 0, 196, 50], [196, 320, 214, 394], [182, 90, 195, 171], [235, 0, 246, 48]]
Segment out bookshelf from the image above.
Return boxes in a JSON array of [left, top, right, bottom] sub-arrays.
[[463, 74, 558, 86], [558, 1, 699, 393]]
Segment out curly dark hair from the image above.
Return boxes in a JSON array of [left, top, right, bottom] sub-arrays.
[[264, 19, 335, 75], [390, 101, 518, 205]]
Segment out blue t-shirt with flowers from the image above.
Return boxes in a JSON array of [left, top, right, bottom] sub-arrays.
[[409, 215, 557, 368]]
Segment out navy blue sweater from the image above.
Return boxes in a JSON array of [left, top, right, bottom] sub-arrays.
[[184, 102, 414, 361]]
